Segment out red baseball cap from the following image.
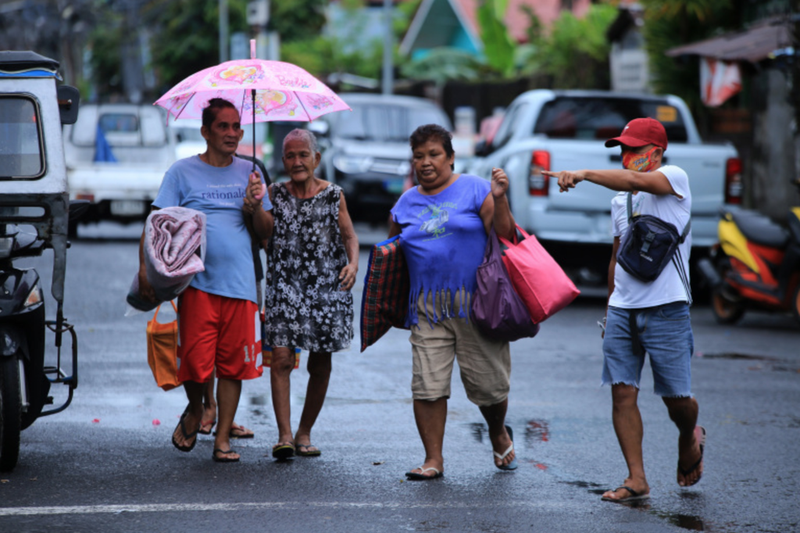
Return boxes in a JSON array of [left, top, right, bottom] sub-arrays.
[[604, 118, 668, 151]]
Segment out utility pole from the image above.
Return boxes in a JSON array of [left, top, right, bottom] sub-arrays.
[[219, 0, 229, 63], [382, 0, 393, 95]]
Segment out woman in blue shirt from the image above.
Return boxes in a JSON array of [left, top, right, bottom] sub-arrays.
[[389, 124, 516, 479]]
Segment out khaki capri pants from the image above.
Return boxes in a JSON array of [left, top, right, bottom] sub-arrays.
[[410, 290, 511, 406]]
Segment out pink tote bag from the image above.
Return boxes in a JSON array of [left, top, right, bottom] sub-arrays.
[[498, 225, 580, 323]]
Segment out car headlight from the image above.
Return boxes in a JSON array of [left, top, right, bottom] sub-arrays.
[[333, 154, 373, 174], [397, 161, 411, 177], [24, 283, 42, 308]]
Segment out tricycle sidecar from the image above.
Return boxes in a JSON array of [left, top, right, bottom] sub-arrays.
[[0, 51, 82, 471]]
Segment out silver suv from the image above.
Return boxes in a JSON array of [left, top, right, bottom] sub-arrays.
[[312, 93, 451, 221]]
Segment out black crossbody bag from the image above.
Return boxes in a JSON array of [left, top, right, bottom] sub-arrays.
[[617, 192, 692, 304]]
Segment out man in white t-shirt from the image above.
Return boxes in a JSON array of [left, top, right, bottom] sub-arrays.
[[542, 118, 705, 503]]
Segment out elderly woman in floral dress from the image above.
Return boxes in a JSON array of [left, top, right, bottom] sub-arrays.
[[263, 129, 358, 459]]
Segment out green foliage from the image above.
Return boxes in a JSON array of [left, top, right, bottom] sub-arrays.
[[87, 9, 124, 97], [395, 0, 422, 35], [640, 0, 738, 112], [400, 48, 492, 83], [271, 0, 327, 43], [530, 3, 617, 88], [401, 1, 615, 85], [520, 5, 544, 45], [142, 0, 248, 90], [281, 35, 384, 80], [277, 0, 386, 80], [476, 0, 516, 76], [136, 0, 326, 95]]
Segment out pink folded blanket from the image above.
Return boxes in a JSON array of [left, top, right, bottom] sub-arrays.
[[127, 207, 206, 311], [146, 208, 206, 278]]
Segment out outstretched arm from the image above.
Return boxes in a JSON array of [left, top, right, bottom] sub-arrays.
[[542, 168, 680, 197]]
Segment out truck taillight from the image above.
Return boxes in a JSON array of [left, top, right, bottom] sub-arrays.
[[529, 150, 550, 196], [725, 157, 742, 205]]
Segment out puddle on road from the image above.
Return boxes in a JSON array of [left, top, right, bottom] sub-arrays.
[[249, 394, 269, 406], [468, 419, 551, 446], [563, 480, 604, 489], [655, 511, 706, 531], [697, 353, 799, 373], [570, 484, 706, 531], [697, 352, 778, 361], [525, 419, 550, 443]]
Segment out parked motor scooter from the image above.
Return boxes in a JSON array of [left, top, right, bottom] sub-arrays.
[[698, 179, 800, 325], [0, 51, 86, 472]]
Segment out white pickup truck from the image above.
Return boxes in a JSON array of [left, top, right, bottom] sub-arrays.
[[468, 90, 742, 285], [63, 104, 176, 232]]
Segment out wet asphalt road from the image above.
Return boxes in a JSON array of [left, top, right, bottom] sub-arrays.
[[0, 222, 798, 533]]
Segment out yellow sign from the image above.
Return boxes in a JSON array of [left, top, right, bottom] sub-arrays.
[[656, 106, 678, 123]]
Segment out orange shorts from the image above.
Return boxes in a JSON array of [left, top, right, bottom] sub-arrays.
[[176, 287, 263, 382]]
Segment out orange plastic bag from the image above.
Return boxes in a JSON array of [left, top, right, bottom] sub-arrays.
[[262, 347, 300, 369], [146, 301, 182, 391]]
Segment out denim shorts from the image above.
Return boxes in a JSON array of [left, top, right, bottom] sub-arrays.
[[602, 302, 694, 397]]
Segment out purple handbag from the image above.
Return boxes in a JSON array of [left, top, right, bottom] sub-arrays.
[[471, 228, 540, 342]]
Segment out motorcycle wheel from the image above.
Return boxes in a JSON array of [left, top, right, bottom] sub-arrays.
[[711, 286, 745, 325], [0, 355, 22, 472]]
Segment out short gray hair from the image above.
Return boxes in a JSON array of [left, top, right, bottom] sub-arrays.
[[282, 128, 318, 155]]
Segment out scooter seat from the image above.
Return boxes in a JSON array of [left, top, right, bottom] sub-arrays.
[[726, 209, 789, 248]]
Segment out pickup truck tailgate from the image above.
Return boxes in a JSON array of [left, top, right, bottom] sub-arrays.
[[545, 139, 736, 215], [546, 139, 618, 211], [664, 143, 736, 215]]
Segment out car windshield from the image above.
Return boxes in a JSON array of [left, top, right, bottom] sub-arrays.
[[0, 96, 43, 178], [533, 97, 689, 143], [174, 127, 205, 143], [334, 104, 447, 142]]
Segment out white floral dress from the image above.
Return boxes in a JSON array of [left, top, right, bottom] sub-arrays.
[[264, 183, 353, 352]]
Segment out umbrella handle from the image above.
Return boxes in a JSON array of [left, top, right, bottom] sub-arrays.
[[251, 88, 256, 173]]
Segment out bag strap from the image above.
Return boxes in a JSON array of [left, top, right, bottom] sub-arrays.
[[152, 300, 178, 323], [628, 193, 693, 304], [678, 217, 691, 243], [626, 191, 633, 223], [671, 248, 693, 306], [627, 191, 691, 239]]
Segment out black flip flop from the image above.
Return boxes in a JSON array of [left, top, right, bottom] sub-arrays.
[[405, 467, 443, 480], [272, 442, 295, 460], [296, 443, 321, 457], [601, 485, 650, 503], [212, 448, 240, 463], [678, 426, 706, 484], [171, 408, 199, 453]]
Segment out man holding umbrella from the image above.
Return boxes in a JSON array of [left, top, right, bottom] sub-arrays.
[[138, 98, 273, 462]]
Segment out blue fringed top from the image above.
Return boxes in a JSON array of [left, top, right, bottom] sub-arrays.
[[390, 174, 490, 327]]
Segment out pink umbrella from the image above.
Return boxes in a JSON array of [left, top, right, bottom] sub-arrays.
[[154, 40, 350, 166]]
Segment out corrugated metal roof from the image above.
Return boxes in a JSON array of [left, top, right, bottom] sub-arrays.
[[665, 17, 793, 63]]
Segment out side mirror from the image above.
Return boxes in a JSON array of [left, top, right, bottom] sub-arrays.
[[307, 120, 329, 137], [474, 139, 491, 157], [57, 85, 80, 125]]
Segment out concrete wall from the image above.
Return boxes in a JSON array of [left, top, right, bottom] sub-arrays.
[[751, 68, 800, 219]]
